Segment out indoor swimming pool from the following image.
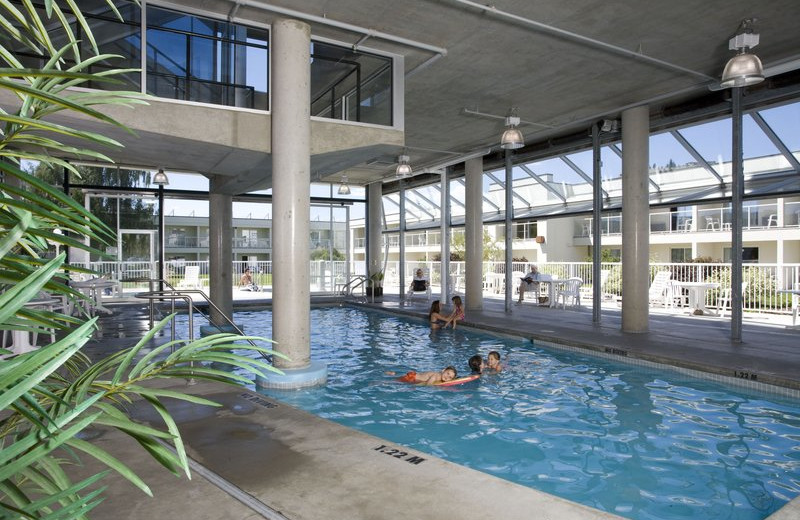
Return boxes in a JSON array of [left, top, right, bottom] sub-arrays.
[[175, 306, 800, 520]]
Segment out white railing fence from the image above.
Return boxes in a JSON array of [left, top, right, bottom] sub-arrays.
[[71, 260, 799, 315]]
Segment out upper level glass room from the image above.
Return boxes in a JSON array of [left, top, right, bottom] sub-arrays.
[[5, 0, 395, 125]]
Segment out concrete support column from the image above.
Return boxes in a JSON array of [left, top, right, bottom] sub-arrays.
[[620, 105, 650, 333], [367, 182, 383, 286], [208, 181, 233, 325], [271, 19, 311, 370], [465, 156, 484, 311]]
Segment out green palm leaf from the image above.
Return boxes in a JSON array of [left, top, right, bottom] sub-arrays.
[[1, 1, 283, 517]]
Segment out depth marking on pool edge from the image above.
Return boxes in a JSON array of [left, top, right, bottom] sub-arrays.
[[604, 347, 628, 357], [734, 370, 758, 381], [240, 392, 278, 408], [374, 444, 426, 465]]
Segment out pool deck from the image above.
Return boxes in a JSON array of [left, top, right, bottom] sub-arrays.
[[76, 295, 800, 520]]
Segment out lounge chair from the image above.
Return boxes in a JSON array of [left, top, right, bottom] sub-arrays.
[[648, 270, 673, 307], [177, 265, 202, 290]]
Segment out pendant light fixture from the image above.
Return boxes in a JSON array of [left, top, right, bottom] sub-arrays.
[[720, 19, 765, 89], [500, 109, 524, 149], [153, 168, 169, 186], [337, 175, 351, 195], [395, 154, 412, 178]]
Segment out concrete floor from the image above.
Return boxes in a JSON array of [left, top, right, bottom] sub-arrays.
[[75, 294, 800, 520]]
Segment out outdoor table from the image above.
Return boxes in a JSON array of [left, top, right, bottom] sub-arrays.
[[72, 279, 120, 316], [6, 298, 59, 355], [532, 274, 558, 307], [777, 289, 800, 327], [672, 281, 720, 315]]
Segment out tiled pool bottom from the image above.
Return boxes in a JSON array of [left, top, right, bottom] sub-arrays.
[[174, 306, 800, 520]]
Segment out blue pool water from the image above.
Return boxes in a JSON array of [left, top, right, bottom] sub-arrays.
[[175, 307, 800, 520]]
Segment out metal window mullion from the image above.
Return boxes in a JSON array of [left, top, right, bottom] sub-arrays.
[[750, 112, 800, 173], [670, 130, 724, 183]]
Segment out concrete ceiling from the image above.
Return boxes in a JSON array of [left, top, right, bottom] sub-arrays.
[[190, 0, 800, 188], [7, 1, 800, 192]]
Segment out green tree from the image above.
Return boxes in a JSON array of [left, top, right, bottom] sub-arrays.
[[0, 3, 281, 518], [436, 229, 500, 262], [310, 247, 345, 261], [29, 161, 158, 260]]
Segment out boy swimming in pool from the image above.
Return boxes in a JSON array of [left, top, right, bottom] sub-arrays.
[[389, 366, 458, 385], [468, 354, 484, 374], [486, 350, 503, 372]]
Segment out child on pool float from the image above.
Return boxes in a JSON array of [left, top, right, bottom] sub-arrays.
[[390, 366, 458, 385]]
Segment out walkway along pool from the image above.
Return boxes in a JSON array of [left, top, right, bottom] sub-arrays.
[[175, 306, 800, 520]]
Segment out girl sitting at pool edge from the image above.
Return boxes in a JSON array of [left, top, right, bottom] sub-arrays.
[[445, 295, 465, 329]]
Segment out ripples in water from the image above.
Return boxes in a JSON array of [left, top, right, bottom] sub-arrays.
[[174, 307, 800, 520]]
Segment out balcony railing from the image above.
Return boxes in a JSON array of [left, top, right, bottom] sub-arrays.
[[167, 236, 271, 249], [575, 202, 795, 237]]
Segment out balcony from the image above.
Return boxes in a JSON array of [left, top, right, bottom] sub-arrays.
[[166, 236, 271, 250], [575, 201, 799, 238]]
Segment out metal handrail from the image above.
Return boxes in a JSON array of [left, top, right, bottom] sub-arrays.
[[336, 275, 367, 298], [135, 279, 271, 361]]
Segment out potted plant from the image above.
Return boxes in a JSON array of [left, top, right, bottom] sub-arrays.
[[367, 269, 384, 297]]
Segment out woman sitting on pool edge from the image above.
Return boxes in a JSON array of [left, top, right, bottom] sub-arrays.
[[429, 300, 449, 328], [387, 366, 457, 385]]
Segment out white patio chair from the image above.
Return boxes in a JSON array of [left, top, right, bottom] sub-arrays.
[[767, 214, 778, 227], [718, 282, 748, 318], [177, 265, 202, 290], [599, 269, 612, 300], [648, 270, 673, 307], [705, 216, 719, 231], [406, 268, 431, 302], [555, 277, 582, 309]]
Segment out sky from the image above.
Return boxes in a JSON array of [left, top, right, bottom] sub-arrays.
[[160, 100, 798, 222]]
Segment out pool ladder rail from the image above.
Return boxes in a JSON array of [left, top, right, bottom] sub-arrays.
[[134, 279, 272, 363], [336, 275, 368, 303]]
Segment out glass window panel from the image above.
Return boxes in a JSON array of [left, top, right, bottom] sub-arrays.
[[146, 6, 268, 110], [565, 150, 594, 180], [743, 113, 781, 160], [601, 146, 622, 180], [678, 119, 732, 164], [191, 35, 215, 81], [147, 29, 187, 76], [649, 132, 696, 172], [155, 172, 207, 191], [382, 194, 399, 231], [529, 157, 587, 184], [484, 168, 507, 214], [310, 41, 392, 125], [759, 102, 800, 152]]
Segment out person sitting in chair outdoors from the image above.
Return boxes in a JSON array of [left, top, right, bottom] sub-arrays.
[[239, 267, 259, 291], [409, 268, 429, 293], [517, 265, 540, 304]]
